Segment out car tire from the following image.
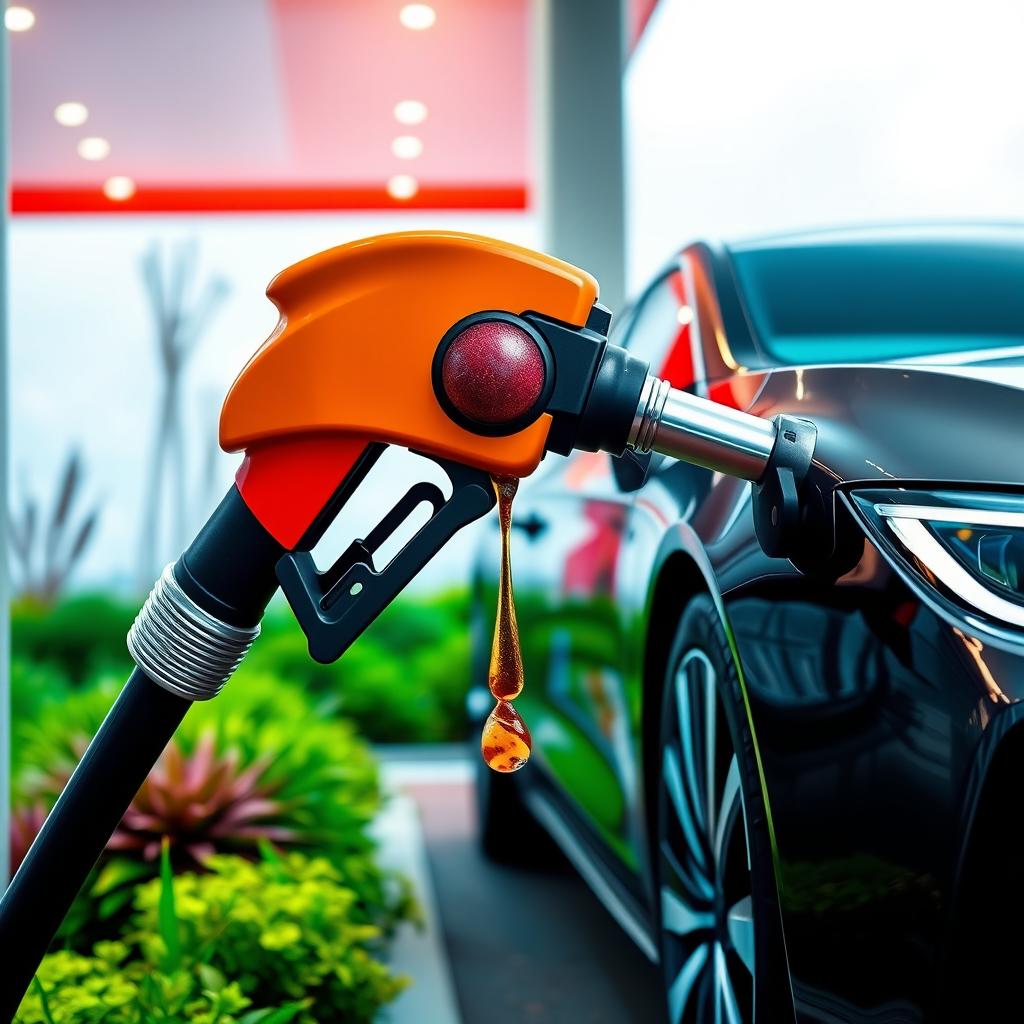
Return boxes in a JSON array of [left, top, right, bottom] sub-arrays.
[[474, 750, 550, 862], [653, 593, 792, 1024]]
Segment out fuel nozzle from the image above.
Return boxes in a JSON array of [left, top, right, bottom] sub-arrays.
[[432, 300, 818, 563], [216, 231, 820, 664]]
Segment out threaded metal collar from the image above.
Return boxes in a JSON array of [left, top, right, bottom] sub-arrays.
[[127, 564, 260, 701]]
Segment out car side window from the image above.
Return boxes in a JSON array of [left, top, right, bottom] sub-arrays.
[[620, 268, 697, 390]]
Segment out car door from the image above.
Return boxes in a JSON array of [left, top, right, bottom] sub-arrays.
[[512, 260, 709, 870]]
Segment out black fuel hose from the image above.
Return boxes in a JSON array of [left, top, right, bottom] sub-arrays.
[[0, 487, 284, 1020]]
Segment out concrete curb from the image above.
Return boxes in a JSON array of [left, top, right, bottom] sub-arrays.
[[372, 789, 462, 1024]]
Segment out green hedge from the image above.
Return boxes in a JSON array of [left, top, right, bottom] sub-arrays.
[[7, 587, 460, 1020], [16, 845, 406, 1024], [12, 588, 474, 744]]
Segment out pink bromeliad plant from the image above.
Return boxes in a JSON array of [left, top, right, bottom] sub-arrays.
[[107, 731, 298, 867], [9, 673, 410, 947]]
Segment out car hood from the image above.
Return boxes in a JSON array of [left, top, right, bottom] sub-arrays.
[[748, 362, 1024, 487]]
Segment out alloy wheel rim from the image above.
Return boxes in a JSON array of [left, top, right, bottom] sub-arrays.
[[659, 648, 755, 1024]]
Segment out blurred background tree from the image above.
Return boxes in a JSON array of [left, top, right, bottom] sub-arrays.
[[7, 449, 99, 605], [136, 240, 229, 589]]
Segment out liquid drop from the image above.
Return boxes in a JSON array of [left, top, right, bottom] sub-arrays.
[[482, 474, 532, 773], [481, 699, 532, 774]]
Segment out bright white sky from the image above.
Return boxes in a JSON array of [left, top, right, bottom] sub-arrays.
[[12, 0, 1024, 593], [626, 0, 1024, 289]]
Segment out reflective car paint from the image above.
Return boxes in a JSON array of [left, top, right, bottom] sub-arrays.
[[470, 227, 1024, 1022]]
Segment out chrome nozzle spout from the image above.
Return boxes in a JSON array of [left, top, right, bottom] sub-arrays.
[[627, 375, 778, 481]]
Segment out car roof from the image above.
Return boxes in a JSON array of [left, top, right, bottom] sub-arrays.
[[727, 221, 1024, 251]]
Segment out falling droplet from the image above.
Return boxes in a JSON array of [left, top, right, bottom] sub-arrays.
[[488, 475, 524, 701], [481, 475, 532, 774], [482, 700, 532, 773]]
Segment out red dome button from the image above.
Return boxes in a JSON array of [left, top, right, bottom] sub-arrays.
[[441, 320, 547, 426]]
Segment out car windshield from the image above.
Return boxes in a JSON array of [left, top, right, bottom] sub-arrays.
[[729, 234, 1024, 366]]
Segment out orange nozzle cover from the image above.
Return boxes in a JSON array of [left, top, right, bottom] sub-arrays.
[[219, 231, 599, 478]]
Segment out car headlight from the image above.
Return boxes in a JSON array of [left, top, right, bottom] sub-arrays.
[[846, 489, 1024, 638]]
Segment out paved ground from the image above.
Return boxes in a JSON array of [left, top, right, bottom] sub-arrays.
[[398, 764, 664, 1024]]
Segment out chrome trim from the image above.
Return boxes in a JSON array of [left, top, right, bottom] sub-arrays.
[[874, 503, 1024, 528], [885, 517, 1024, 629], [522, 788, 659, 963]]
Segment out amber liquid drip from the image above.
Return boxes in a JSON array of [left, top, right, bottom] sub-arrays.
[[481, 475, 533, 773]]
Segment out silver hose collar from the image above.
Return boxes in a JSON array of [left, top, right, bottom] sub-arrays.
[[628, 375, 672, 454], [627, 373, 777, 480], [127, 564, 260, 701]]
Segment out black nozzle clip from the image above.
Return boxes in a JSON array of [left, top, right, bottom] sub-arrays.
[[276, 454, 495, 663]]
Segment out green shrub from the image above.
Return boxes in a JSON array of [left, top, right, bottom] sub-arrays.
[[9, 659, 70, 769], [17, 946, 279, 1024], [135, 850, 406, 1021], [14, 673, 382, 849], [244, 589, 474, 743], [11, 595, 135, 682], [11, 587, 474, 744], [12, 673, 416, 946], [16, 846, 406, 1024], [9, 587, 437, 1020], [12, 676, 118, 791]]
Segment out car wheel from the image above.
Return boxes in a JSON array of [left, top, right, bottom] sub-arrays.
[[655, 593, 789, 1023]]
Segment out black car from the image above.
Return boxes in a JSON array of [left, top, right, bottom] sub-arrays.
[[469, 226, 1024, 1022]]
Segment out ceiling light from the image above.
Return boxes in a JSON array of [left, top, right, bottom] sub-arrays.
[[387, 174, 419, 201], [5, 6, 35, 31], [54, 102, 89, 127], [394, 100, 428, 125], [103, 176, 136, 201], [392, 135, 423, 160], [77, 136, 110, 160], [399, 4, 435, 30]]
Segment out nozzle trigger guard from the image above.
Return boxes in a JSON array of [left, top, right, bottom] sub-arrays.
[[276, 457, 496, 664]]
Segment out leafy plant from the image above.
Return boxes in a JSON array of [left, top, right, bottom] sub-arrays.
[[14, 673, 381, 852], [134, 848, 407, 1021], [11, 596, 134, 682], [243, 588, 474, 743], [11, 586, 475, 743], [108, 732, 296, 866], [9, 659, 70, 769], [14, 845, 390, 1024], [9, 802, 47, 876], [12, 672, 415, 946]]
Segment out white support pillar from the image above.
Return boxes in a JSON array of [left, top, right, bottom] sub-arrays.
[[532, 0, 626, 314], [0, 20, 10, 890]]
